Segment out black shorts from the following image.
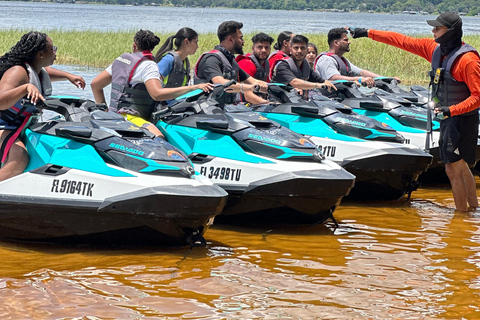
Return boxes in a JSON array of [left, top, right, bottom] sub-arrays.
[[439, 111, 479, 164]]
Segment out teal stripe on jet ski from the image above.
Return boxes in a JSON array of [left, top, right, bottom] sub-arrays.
[[259, 113, 362, 142], [53, 95, 79, 99], [24, 130, 134, 177], [157, 122, 274, 164], [176, 89, 204, 100], [354, 109, 425, 133]]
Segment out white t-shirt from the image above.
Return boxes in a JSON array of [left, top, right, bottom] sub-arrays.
[[106, 59, 161, 86], [314, 55, 362, 81]]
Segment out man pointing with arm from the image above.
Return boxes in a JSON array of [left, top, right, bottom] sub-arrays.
[[349, 12, 480, 211]]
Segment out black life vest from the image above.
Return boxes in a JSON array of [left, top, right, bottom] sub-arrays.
[[235, 53, 269, 81], [430, 43, 479, 116], [110, 51, 157, 120], [194, 50, 240, 104], [314, 52, 354, 76], [162, 50, 190, 88]]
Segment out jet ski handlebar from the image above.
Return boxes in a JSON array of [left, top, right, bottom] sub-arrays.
[[222, 79, 237, 88]]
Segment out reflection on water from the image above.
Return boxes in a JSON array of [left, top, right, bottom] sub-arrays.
[[0, 180, 479, 319]]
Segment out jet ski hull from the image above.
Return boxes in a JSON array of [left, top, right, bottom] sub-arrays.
[[0, 169, 226, 245], [257, 112, 432, 199], [0, 96, 229, 246], [158, 122, 355, 223]]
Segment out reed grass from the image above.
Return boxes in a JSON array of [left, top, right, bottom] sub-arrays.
[[2, 29, 480, 85]]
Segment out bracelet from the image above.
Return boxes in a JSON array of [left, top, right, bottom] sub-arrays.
[[240, 83, 244, 94], [358, 77, 362, 84]]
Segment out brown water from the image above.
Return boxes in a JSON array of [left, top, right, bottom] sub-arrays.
[[1, 179, 480, 319]]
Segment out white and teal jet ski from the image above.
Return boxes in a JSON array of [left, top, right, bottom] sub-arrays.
[[313, 80, 444, 167], [315, 80, 480, 172], [155, 81, 355, 224], [255, 84, 432, 199], [372, 77, 429, 105], [0, 97, 227, 246]]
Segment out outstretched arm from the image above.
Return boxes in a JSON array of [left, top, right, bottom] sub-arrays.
[[144, 78, 213, 101], [45, 67, 86, 89]]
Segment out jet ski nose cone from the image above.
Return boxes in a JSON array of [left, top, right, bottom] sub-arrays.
[[182, 165, 196, 177], [314, 150, 325, 162]]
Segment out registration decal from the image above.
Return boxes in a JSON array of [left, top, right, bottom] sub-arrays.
[[317, 145, 337, 157], [199, 166, 242, 181], [51, 179, 94, 197]]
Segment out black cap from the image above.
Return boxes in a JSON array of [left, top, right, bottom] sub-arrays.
[[427, 12, 461, 29]]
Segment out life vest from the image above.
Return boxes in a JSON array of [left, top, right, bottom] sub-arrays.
[[267, 50, 288, 82], [0, 63, 42, 165], [194, 50, 240, 84], [235, 53, 269, 81], [314, 52, 354, 77], [429, 43, 479, 116], [193, 50, 240, 105], [109, 51, 157, 120], [270, 56, 310, 83], [162, 50, 190, 88], [26, 63, 52, 96]]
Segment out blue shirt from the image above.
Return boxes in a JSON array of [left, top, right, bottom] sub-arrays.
[[157, 54, 175, 80]]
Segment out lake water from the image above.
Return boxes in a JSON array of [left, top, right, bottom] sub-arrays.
[[2, 2, 480, 319], [2, 1, 480, 34]]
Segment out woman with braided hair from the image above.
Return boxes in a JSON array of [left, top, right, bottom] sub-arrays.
[[91, 29, 212, 139], [0, 31, 85, 181]]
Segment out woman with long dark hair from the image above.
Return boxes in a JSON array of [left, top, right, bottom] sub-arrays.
[[0, 31, 85, 181], [155, 27, 199, 88]]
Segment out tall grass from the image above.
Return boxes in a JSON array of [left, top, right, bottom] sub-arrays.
[[2, 29, 480, 85]]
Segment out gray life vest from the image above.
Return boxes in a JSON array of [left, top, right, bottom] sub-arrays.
[[272, 57, 310, 82], [109, 51, 157, 120], [0, 63, 47, 131], [162, 51, 190, 88], [430, 43, 479, 116], [315, 52, 354, 77], [26, 63, 52, 96], [194, 50, 240, 105]]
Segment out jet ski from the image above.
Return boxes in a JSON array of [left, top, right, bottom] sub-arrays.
[[312, 80, 444, 168], [372, 77, 429, 105], [154, 81, 356, 224], [255, 84, 432, 199], [0, 97, 227, 246]]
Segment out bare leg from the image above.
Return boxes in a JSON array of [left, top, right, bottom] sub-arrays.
[[0, 131, 29, 182], [463, 163, 479, 208], [445, 159, 478, 211], [146, 124, 165, 140]]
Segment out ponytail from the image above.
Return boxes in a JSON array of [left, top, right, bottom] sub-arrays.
[[274, 31, 293, 51], [154, 35, 175, 62], [155, 27, 199, 62]]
